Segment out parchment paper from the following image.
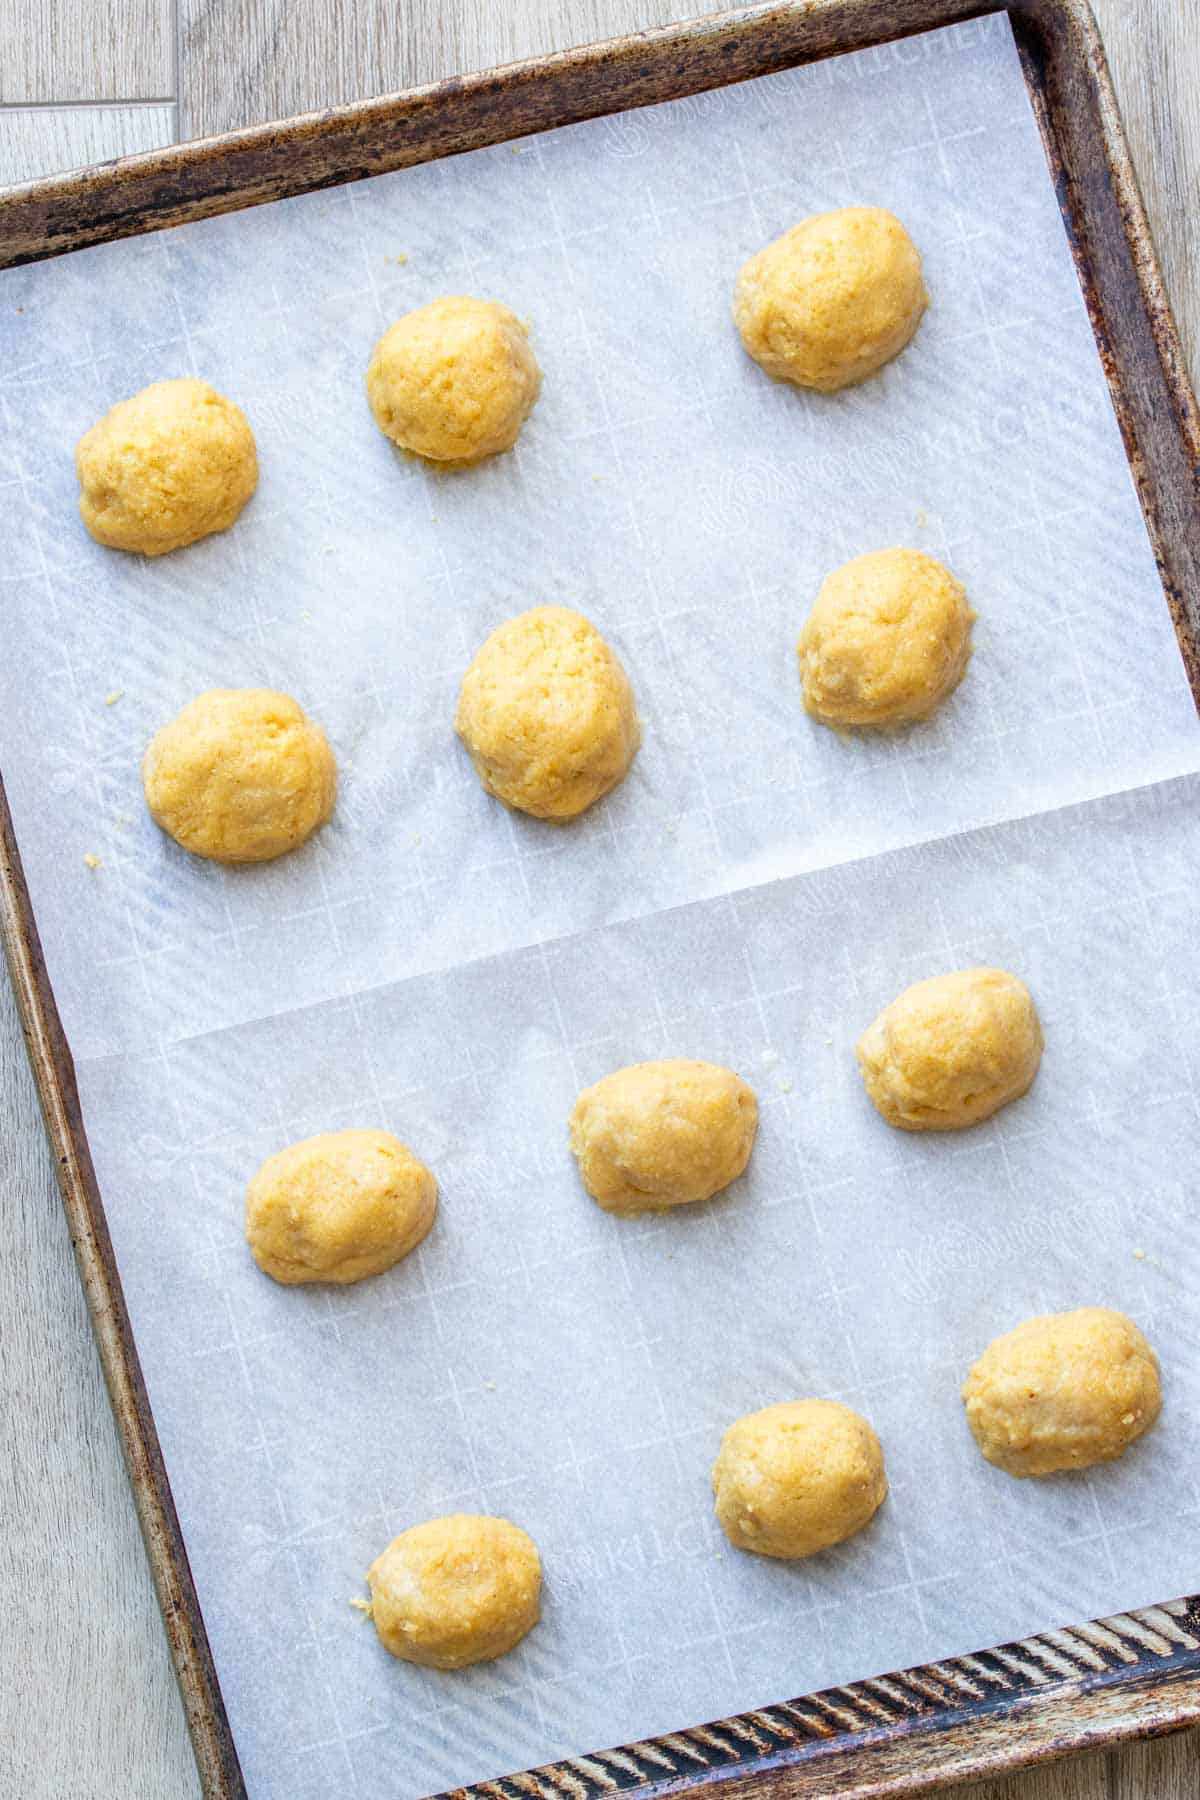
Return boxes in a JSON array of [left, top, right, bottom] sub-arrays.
[[2, 16, 1199, 1799]]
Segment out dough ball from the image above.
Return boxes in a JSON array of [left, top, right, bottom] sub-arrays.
[[246, 1128, 437, 1286], [962, 1308, 1162, 1478], [366, 295, 541, 464], [455, 605, 639, 820], [734, 206, 928, 392], [143, 688, 337, 863], [76, 377, 257, 555], [367, 1514, 541, 1668], [713, 1400, 887, 1559], [857, 967, 1042, 1132], [798, 547, 974, 729], [569, 1059, 758, 1216]]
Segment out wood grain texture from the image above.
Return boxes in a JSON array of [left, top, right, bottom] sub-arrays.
[[0, 0, 175, 103], [2, 4, 1198, 1799], [178, 0, 698, 137], [1098, 0, 1200, 385], [0, 966, 199, 1800], [0, 104, 176, 186]]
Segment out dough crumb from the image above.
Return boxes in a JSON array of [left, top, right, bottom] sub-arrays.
[[776, 1076, 793, 1094], [104, 689, 123, 706], [917, 508, 929, 528], [1133, 1247, 1147, 1261], [350, 1596, 373, 1618], [83, 853, 101, 869]]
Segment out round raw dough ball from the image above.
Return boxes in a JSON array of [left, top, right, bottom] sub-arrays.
[[962, 1308, 1162, 1478], [713, 1400, 887, 1560], [455, 605, 640, 820], [366, 295, 541, 465], [798, 547, 974, 729], [856, 967, 1042, 1132], [143, 688, 337, 863], [246, 1128, 437, 1287], [76, 377, 257, 555], [734, 206, 928, 393], [569, 1059, 758, 1217], [367, 1514, 541, 1668]]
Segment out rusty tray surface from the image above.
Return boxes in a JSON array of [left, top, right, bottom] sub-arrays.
[[2, 1, 1199, 1795]]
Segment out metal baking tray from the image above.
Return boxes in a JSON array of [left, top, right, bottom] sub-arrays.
[[2, 1, 1199, 1794]]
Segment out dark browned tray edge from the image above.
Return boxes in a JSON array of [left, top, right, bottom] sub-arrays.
[[1, 1, 1198, 1797], [0, 783, 248, 1799]]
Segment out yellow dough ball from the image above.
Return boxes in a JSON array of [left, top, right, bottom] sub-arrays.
[[245, 1129, 437, 1287], [734, 206, 928, 393], [76, 377, 257, 555], [366, 295, 541, 465], [367, 1514, 541, 1669], [798, 547, 974, 729], [856, 967, 1042, 1132], [713, 1400, 887, 1560], [962, 1308, 1162, 1478], [142, 688, 337, 864], [569, 1059, 758, 1217], [455, 605, 640, 820]]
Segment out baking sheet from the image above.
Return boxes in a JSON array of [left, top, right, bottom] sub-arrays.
[[2, 13, 1200, 1799]]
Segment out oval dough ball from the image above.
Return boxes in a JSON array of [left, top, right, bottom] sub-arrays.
[[366, 295, 541, 465], [246, 1128, 437, 1287], [798, 547, 974, 729], [733, 207, 928, 393], [857, 967, 1042, 1132], [367, 1514, 541, 1668], [143, 688, 337, 863], [76, 377, 257, 555], [569, 1059, 758, 1217], [455, 605, 640, 820], [713, 1400, 887, 1559], [962, 1308, 1162, 1478]]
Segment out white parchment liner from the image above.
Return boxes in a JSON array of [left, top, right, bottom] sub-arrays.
[[2, 17, 1199, 1797]]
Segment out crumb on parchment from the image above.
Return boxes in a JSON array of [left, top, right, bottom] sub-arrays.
[[83, 853, 101, 869], [350, 1596, 373, 1619], [104, 689, 123, 706]]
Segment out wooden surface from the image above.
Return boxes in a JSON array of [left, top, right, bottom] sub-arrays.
[[0, 3, 1197, 1796]]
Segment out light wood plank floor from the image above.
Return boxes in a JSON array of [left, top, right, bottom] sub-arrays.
[[1, 3, 1196, 1795]]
